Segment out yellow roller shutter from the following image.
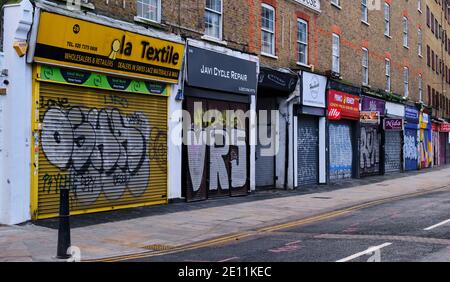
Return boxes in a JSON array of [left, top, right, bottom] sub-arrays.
[[37, 82, 168, 219]]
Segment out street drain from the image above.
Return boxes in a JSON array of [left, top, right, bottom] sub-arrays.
[[142, 244, 175, 251]]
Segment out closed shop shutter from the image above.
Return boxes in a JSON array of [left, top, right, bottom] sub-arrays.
[[297, 116, 319, 186], [184, 97, 249, 201], [256, 97, 275, 187], [404, 128, 418, 171], [384, 131, 402, 174], [360, 124, 381, 177], [37, 82, 168, 218], [329, 121, 353, 181], [439, 133, 446, 165]]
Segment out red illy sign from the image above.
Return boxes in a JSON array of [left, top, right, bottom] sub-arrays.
[[327, 89, 360, 120]]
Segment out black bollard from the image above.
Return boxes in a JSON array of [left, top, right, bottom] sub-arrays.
[[56, 187, 71, 259]]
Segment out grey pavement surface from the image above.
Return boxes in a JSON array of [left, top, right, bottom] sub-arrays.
[[132, 190, 450, 262], [1, 166, 450, 262]]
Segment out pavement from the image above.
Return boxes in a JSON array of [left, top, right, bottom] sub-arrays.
[[1, 166, 450, 262]]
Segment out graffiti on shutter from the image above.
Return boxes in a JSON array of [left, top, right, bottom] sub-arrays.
[[404, 129, 418, 171], [384, 131, 402, 173], [297, 116, 319, 186], [329, 121, 353, 181], [360, 125, 381, 177]]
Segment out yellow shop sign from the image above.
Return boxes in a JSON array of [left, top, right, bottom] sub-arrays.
[[34, 12, 185, 83]]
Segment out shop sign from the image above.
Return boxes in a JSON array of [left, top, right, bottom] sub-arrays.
[[405, 106, 419, 123], [328, 89, 360, 120], [186, 45, 257, 95], [432, 123, 440, 132], [259, 67, 298, 93], [360, 111, 380, 124], [361, 96, 385, 116], [302, 71, 327, 108], [384, 118, 404, 131], [440, 123, 450, 132], [386, 102, 405, 117], [34, 12, 185, 83], [40, 65, 168, 96], [420, 113, 430, 129], [328, 107, 342, 120]]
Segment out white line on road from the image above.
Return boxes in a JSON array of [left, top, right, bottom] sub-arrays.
[[424, 219, 450, 231], [336, 243, 392, 262]]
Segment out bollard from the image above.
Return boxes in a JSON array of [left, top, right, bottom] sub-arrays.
[[56, 187, 71, 259]]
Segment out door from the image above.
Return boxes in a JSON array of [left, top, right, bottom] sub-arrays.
[[297, 115, 319, 186], [384, 131, 402, 174], [329, 121, 353, 181], [37, 82, 168, 218], [255, 97, 276, 187]]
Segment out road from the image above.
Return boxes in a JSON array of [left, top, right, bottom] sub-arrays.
[[125, 189, 450, 262]]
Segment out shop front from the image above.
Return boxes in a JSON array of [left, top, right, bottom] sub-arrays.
[[256, 66, 298, 188], [295, 71, 327, 186], [359, 96, 385, 177], [437, 123, 450, 166], [404, 105, 420, 171], [383, 102, 405, 174], [432, 121, 441, 167], [183, 41, 258, 201], [419, 111, 433, 169], [30, 12, 185, 219], [327, 81, 360, 182]]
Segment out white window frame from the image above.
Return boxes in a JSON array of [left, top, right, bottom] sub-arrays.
[[403, 16, 409, 48], [204, 0, 223, 40], [418, 28, 422, 56], [404, 67, 409, 97], [361, 0, 368, 23], [332, 33, 340, 74], [418, 74, 423, 102], [261, 3, 276, 56], [384, 3, 390, 37], [362, 48, 369, 86], [331, 0, 341, 8], [136, 0, 161, 23], [297, 19, 308, 66], [385, 59, 391, 92]]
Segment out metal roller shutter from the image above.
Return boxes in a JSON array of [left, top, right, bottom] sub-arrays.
[[329, 121, 353, 181], [404, 128, 418, 171], [384, 131, 402, 174], [37, 82, 168, 218], [297, 116, 319, 186], [360, 124, 381, 177]]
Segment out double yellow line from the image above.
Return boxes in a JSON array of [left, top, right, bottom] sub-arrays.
[[87, 185, 449, 262]]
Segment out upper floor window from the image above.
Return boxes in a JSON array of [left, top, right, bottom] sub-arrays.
[[385, 59, 391, 92], [418, 0, 422, 13], [261, 4, 275, 56], [137, 0, 161, 23], [332, 33, 340, 74], [361, 0, 368, 23], [297, 19, 308, 65], [404, 67, 409, 97], [331, 0, 340, 7], [418, 28, 423, 56], [205, 0, 223, 40], [403, 17, 409, 47], [362, 48, 369, 85], [418, 75, 423, 102], [384, 3, 390, 36]]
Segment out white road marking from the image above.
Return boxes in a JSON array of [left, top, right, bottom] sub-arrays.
[[218, 257, 239, 262], [336, 243, 392, 262], [424, 219, 450, 231]]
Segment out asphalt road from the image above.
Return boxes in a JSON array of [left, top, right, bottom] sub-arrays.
[[126, 189, 450, 262]]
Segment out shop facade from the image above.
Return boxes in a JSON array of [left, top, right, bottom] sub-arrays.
[[383, 102, 405, 174], [183, 40, 258, 201], [295, 71, 327, 186], [404, 105, 420, 171], [419, 111, 433, 169], [327, 81, 361, 182], [256, 67, 298, 188], [359, 96, 385, 177], [30, 11, 185, 219]]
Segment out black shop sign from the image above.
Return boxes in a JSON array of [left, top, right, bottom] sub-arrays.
[[186, 45, 257, 95]]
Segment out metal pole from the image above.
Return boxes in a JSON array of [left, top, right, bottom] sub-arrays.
[[56, 187, 71, 259]]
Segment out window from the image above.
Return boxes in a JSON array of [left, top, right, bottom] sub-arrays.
[[297, 19, 308, 65], [418, 28, 422, 56], [404, 67, 409, 97], [362, 48, 369, 85], [427, 45, 430, 66], [332, 33, 340, 73], [361, 0, 368, 23], [137, 0, 161, 23], [384, 3, 390, 36], [331, 0, 340, 7], [204, 0, 222, 40], [418, 75, 423, 102], [385, 59, 391, 92], [403, 17, 409, 47], [418, 0, 422, 12], [261, 4, 275, 56]]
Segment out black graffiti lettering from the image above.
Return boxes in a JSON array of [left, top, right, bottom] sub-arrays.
[[148, 128, 167, 173]]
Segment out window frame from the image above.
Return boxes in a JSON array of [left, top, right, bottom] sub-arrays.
[[136, 0, 162, 23], [297, 18, 309, 66], [261, 3, 276, 56], [204, 0, 223, 40], [332, 33, 340, 74]]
